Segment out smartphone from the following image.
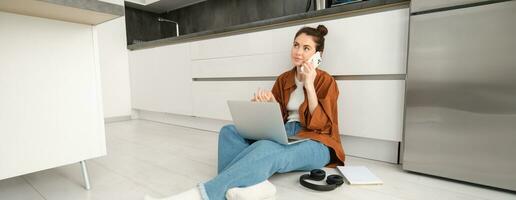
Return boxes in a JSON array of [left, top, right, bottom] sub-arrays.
[[301, 51, 322, 72]]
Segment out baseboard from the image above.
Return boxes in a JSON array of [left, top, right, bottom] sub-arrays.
[[104, 115, 131, 123], [133, 109, 231, 132], [133, 109, 399, 164], [341, 135, 399, 163]]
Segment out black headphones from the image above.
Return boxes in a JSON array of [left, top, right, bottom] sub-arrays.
[[299, 169, 344, 191]]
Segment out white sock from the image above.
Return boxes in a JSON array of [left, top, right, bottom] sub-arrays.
[[226, 180, 277, 200], [144, 187, 202, 200]]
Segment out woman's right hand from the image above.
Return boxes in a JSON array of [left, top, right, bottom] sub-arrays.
[[251, 88, 276, 102]]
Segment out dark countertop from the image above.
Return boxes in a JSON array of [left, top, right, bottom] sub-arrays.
[[128, 0, 409, 50]]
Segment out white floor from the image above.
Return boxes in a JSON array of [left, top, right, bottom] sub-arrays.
[[1, 120, 515, 200]]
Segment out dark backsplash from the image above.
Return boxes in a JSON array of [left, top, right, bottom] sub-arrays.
[[125, 6, 164, 45], [161, 0, 313, 35], [125, 0, 317, 45]]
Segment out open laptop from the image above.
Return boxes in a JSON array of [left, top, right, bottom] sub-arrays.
[[227, 100, 308, 145]]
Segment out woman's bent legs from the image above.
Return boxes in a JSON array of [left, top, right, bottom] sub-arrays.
[[200, 139, 330, 200], [217, 124, 251, 174]]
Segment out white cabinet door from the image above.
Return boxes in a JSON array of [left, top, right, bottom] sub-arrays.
[[129, 43, 193, 116], [191, 52, 291, 78], [337, 80, 405, 141], [189, 26, 298, 60], [322, 8, 409, 75], [192, 81, 275, 120]]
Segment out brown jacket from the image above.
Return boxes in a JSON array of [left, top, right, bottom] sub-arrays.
[[271, 67, 345, 167]]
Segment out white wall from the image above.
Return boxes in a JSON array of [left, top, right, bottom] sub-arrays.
[[95, 17, 132, 118], [96, 0, 133, 119]]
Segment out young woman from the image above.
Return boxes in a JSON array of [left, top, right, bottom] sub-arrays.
[[146, 25, 344, 200]]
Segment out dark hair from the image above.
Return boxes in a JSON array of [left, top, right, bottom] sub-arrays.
[[294, 25, 328, 52]]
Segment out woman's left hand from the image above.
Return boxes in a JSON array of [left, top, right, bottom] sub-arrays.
[[301, 61, 317, 88]]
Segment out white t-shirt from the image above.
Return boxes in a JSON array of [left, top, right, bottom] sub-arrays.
[[286, 75, 305, 122]]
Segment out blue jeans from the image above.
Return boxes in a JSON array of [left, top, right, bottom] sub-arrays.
[[198, 121, 331, 200]]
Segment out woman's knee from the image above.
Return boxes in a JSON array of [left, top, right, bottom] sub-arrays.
[[219, 124, 245, 143], [219, 124, 237, 137]]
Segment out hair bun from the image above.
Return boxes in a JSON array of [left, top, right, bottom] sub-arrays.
[[316, 25, 328, 36]]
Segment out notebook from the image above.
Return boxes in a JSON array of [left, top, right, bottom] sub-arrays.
[[337, 166, 383, 185]]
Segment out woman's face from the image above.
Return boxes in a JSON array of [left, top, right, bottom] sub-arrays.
[[291, 33, 317, 67]]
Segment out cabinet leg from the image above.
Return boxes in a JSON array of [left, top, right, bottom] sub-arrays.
[[80, 160, 91, 190]]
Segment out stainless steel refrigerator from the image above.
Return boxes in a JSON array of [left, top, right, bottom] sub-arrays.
[[403, 0, 516, 191]]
